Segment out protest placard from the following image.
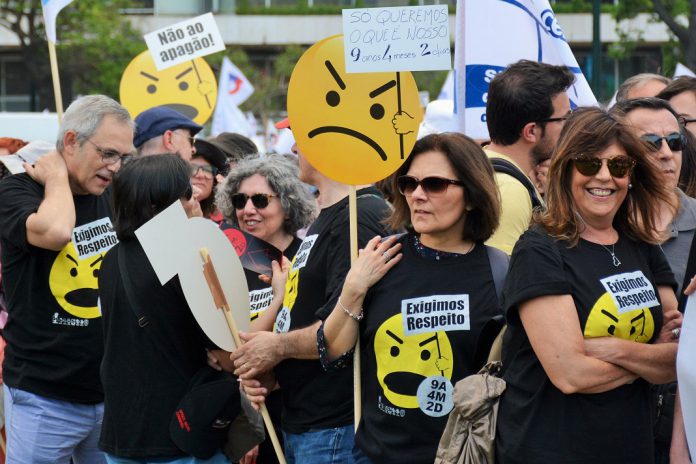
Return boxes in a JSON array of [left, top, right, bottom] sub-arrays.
[[144, 12, 225, 71], [342, 5, 451, 73]]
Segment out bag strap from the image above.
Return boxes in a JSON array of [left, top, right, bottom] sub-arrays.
[[490, 157, 543, 209], [473, 246, 510, 365], [485, 245, 509, 304]]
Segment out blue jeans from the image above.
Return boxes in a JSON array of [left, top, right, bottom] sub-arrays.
[[105, 453, 230, 464], [283, 425, 356, 464], [4, 384, 105, 464]]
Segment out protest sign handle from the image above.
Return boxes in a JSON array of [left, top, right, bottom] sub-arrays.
[[349, 186, 362, 430], [47, 41, 65, 122], [396, 72, 404, 159], [200, 249, 287, 464]]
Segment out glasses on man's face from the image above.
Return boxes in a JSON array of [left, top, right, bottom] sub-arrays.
[[572, 155, 635, 178], [640, 133, 687, 152], [680, 116, 696, 127], [174, 131, 196, 146], [85, 139, 132, 165], [230, 193, 278, 210], [190, 164, 218, 179], [537, 110, 573, 124], [396, 175, 464, 196]]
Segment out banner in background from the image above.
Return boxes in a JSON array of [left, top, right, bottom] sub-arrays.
[[454, 0, 597, 139]]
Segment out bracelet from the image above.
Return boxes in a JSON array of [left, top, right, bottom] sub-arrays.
[[338, 297, 363, 321]]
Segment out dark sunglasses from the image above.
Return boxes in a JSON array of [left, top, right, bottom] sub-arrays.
[[640, 133, 686, 152], [191, 164, 218, 178], [396, 175, 464, 196], [230, 193, 278, 210], [572, 155, 635, 178], [537, 110, 573, 124]]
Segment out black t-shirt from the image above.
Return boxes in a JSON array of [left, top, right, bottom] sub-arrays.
[[356, 234, 501, 463], [496, 227, 676, 464], [246, 236, 302, 322], [0, 173, 116, 403], [99, 239, 211, 457], [273, 187, 391, 433]]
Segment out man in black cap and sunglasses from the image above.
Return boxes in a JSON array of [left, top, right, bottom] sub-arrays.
[[613, 96, 696, 464], [483, 60, 575, 255]]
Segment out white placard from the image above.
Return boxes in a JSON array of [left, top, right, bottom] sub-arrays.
[[144, 12, 225, 71], [599, 271, 659, 315], [135, 201, 250, 352], [678, 294, 696, 457], [401, 294, 470, 336], [342, 5, 451, 73]]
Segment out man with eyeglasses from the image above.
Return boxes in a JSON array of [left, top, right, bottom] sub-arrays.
[[613, 96, 696, 464], [657, 76, 696, 139], [0, 95, 134, 463], [483, 60, 575, 254], [133, 106, 202, 160]]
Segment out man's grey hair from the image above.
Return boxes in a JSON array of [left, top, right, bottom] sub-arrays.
[[57, 95, 134, 152], [616, 73, 671, 103], [217, 154, 316, 236]]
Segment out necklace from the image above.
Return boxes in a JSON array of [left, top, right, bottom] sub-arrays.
[[599, 242, 621, 267]]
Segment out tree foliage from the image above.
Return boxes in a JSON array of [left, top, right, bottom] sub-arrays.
[[0, 0, 145, 110], [612, 0, 696, 74]]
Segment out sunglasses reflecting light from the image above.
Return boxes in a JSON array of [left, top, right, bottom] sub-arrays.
[[572, 155, 635, 178]]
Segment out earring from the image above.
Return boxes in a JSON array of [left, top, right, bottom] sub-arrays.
[[628, 183, 633, 190]]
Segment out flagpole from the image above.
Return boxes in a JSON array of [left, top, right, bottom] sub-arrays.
[[47, 40, 65, 122]]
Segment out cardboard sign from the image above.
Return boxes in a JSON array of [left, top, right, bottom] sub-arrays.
[[135, 201, 249, 352], [219, 222, 283, 276], [119, 50, 217, 125], [144, 12, 225, 71], [287, 34, 422, 185], [343, 5, 451, 73]]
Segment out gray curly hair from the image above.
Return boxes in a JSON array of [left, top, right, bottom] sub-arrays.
[[216, 154, 316, 236]]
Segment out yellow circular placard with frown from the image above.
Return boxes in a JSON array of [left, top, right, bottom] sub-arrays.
[[288, 35, 422, 185], [119, 50, 217, 125]]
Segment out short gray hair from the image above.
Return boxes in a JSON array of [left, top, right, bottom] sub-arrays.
[[57, 95, 134, 152], [216, 154, 316, 236], [616, 73, 671, 103]]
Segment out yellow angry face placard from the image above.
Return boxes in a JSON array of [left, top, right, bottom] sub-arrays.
[[120, 50, 217, 125], [288, 35, 422, 185]]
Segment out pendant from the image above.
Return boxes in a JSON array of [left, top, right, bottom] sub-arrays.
[[612, 254, 621, 267]]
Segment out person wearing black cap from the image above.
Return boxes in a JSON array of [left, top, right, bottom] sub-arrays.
[[134, 106, 203, 161], [210, 132, 258, 171], [191, 139, 229, 219]]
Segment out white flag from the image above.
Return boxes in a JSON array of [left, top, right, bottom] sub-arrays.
[[675, 63, 696, 78], [210, 57, 255, 137], [454, 0, 597, 139], [41, 0, 74, 43]]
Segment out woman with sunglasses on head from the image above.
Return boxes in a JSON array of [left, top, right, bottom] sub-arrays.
[[319, 133, 504, 463], [495, 107, 682, 464]]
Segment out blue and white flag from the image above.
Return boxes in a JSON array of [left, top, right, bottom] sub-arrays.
[[211, 57, 255, 137], [454, 0, 597, 139], [42, 0, 74, 43]]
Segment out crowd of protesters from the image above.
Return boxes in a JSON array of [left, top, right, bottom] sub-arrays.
[[0, 64, 695, 464]]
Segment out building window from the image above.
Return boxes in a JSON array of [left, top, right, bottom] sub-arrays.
[[0, 57, 31, 111]]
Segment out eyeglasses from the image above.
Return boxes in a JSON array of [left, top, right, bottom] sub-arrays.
[[572, 155, 635, 178], [85, 139, 132, 165], [230, 193, 278, 210], [190, 164, 218, 179], [396, 175, 464, 196], [173, 130, 196, 146], [640, 133, 686, 152], [681, 117, 696, 126], [537, 110, 573, 124]]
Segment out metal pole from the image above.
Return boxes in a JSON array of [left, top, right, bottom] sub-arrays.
[[591, 0, 602, 95]]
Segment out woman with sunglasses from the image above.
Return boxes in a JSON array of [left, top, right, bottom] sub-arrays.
[[191, 139, 230, 220], [495, 107, 682, 464], [319, 133, 503, 463]]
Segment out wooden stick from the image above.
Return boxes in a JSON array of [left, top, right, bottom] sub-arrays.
[[47, 40, 64, 122], [348, 186, 361, 431], [0, 426, 5, 454], [200, 249, 287, 464]]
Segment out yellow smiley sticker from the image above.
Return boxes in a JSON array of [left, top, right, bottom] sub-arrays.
[[288, 35, 422, 185], [48, 242, 104, 320], [375, 313, 453, 409], [119, 50, 217, 125]]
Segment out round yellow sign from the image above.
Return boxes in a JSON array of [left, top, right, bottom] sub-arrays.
[[119, 50, 217, 125], [288, 35, 421, 185]]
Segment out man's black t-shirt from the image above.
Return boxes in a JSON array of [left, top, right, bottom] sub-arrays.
[[0, 173, 116, 403], [356, 234, 501, 463], [99, 239, 210, 457], [496, 227, 675, 464], [273, 187, 391, 433]]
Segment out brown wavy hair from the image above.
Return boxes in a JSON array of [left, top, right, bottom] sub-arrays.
[[388, 132, 501, 242], [536, 106, 671, 246]]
